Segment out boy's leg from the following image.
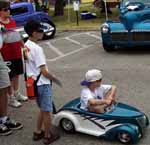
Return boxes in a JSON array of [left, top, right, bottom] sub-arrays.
[[88, 105, 105, 113], [105, 87, 116, 103], [0, 63, 10, 118], [36, 110, 44, 133], [33, 110, 44, 141], [43, 111, 60, 145], [0, 88, 13, 136], [0, 88, 8, 117], [43, 111, 52, 138]]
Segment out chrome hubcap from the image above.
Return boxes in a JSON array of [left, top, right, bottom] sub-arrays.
[[62, 119, 73, 131], [118, 132, 131, 143]]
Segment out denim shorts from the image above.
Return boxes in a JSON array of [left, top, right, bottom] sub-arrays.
[[36, 84, 53, 112]]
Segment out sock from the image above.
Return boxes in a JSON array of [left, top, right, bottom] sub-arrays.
[[14, 90, 19, 96]]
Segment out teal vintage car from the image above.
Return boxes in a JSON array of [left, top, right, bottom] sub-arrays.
[[101, 0, 150, 52]]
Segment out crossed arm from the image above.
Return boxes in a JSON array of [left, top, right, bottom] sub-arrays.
[[88, 85, 117, 107]]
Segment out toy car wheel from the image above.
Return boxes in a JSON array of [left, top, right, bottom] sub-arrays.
[[103, 43, 115, 52], [61, 118, 75, 133], [41, 21, 56, 40], [117, 131, 132, 144]]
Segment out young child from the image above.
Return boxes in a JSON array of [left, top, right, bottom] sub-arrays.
[[24, 20, 62, 145], [80, 69, 117, 113], [0, 0, 28, 108]]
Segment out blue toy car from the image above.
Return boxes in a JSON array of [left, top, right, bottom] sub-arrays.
[[10, 2, 56, 40], [53, 98, 149, 144], [101, 0, 150, 52]]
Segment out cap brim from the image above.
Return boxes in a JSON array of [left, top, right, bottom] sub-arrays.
[[37, 28, 44, 33], [80, 80, 91, 86]]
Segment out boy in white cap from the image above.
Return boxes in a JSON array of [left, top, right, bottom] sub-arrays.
[[80, 69, 117, 113]]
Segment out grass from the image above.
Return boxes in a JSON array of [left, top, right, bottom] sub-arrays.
[[48, 3, 119, 31]]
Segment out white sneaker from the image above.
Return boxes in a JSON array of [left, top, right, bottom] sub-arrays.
[[9, 98, 22, 108], [15, 92, 28, 102]]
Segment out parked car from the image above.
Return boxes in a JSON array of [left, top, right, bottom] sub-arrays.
[[10, 2, 56, 40], [53, 97, 149, 144], [101, 0, 150, 52]]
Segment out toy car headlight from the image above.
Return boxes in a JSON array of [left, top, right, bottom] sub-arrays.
[[101, 23, 109, 33]]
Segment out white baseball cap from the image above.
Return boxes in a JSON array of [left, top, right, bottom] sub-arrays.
[[80, 69, 102, 86]]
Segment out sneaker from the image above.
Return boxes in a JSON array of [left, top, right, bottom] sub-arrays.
[[9, 97, 22, 108], [15, 92, 28, 102], [4, 118, 23, 130], [0, 124, 12, 136], [33, 130, 45, 141], [43, 133, 60, 145]]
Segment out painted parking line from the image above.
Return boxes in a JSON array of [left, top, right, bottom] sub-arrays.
[[45, 42, 64, 56], [46, 44, 93, 62], [41, 31, 101, 62], [86, 32, 100, 39], [65, 37, 88, 48]]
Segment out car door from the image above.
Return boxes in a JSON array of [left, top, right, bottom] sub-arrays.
[[10, 3, 32, 26]]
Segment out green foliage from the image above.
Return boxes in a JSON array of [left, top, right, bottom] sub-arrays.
[[48, 3, 119, 31]]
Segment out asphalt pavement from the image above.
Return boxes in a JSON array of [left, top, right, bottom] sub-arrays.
[[1, 31, 150, 145]]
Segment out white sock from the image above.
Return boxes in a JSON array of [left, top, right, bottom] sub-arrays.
[[14, 90, 19, 96]]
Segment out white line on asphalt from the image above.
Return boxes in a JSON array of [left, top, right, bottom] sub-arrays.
[[46, 44, 93, 62], [45, 42, 64, 56], [65, 37, 88, 48], [86, 32, 100, 39], [46, 32, 87, 43]]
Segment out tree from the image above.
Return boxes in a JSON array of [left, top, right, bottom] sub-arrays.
[[93, 0, 112, 14], [54, 0, 65, 16]]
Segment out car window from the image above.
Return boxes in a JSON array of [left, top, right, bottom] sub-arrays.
[[10, 6, 28, 16]]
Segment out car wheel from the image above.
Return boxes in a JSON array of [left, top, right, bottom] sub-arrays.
[[103, 43, 115, 52], [41, 21, 56, 40], [60, 118, 75, 133], [117, 131, 132, 144]]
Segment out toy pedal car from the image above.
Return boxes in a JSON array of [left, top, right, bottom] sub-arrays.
[[53, 97, 149, 144]]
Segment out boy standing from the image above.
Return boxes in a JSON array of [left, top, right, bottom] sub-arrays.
[[24, 20, 62, 144], [80, 69, 117, 113]]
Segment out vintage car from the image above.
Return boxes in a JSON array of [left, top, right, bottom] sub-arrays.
[[101, 0, 150, 52], [52, 98, 149, 144], [10, 2, 56, 40]]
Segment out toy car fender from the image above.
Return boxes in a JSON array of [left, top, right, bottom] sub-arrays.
[[53, 110, 79, 130]]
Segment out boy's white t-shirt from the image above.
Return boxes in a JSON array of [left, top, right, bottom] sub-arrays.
[[80, 84, 112, 110], [25, 39, 50, 86]]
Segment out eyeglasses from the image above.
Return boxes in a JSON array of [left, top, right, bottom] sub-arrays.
[[0, 7, 10, 12]]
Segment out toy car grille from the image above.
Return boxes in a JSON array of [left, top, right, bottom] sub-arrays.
[[132, 32, 150, 41], [111, 32, 128, 41], [136, 115, 147, 128]]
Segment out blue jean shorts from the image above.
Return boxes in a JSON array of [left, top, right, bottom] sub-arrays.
[[36, 84, 53, 112]]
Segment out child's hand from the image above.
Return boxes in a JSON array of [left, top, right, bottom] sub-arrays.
[[54, 78, 62, 88], [109, 97, 115, 104], [105, 99, 112, 105]]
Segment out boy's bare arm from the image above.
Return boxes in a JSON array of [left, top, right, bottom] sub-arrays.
[[105, 85, 117, 101], [88, 98, 111, 106], [40, 65, 62, 87]]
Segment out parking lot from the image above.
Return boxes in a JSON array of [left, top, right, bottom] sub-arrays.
[[1, 31, 150, 145]]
